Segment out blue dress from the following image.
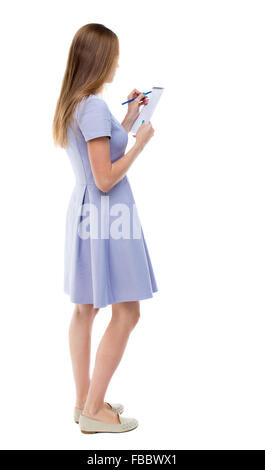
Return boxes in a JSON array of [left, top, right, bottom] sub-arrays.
[[64, 94, 158, 308]]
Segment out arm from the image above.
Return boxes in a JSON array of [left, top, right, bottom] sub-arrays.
[[120, 113, 135, 133], [87, 138, 143, 193], [79, 95, 147, 191], [121, 90, 149, 133]]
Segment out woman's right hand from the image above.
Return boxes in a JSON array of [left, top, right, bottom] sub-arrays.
[[135, 121, 155, 149]]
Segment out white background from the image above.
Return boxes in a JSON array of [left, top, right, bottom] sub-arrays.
[[0, 0, 264, 450]]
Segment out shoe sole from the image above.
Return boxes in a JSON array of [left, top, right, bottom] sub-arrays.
[[81, 426, 137, 434], [81, 431, 97, 434]]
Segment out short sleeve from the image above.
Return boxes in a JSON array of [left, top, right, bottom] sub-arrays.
[[77, 97, 112, 142]]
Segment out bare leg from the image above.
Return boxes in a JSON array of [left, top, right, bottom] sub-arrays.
[[82, 301, 140, 423], [69, 304, 99, 409]]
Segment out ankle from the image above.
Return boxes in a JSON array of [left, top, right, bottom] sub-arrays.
[[75, 404, 85, 410], [83, 402, 104, 416], [75, 397, 87, 410]]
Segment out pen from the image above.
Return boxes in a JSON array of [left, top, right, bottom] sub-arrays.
[[121, 91, 152, 105]]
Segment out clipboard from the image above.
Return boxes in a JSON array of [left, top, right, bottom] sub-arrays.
[[131, 86, 164, 133]]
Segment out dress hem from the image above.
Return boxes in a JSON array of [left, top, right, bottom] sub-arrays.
[[64, 288, 158, 309]]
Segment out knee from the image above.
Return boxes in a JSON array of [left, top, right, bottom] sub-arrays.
[[132, 313, 140, 329], [130, 306, 140, 328], [112, 301, 141, 330], [76, 304, 99, 318]]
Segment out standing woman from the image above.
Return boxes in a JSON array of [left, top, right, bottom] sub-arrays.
[[52, 23, 158, 434]]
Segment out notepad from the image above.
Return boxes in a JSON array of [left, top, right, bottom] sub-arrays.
[[131, 87, 164, 133]]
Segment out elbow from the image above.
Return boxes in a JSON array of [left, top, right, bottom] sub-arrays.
[[96, 178, 112, 193]]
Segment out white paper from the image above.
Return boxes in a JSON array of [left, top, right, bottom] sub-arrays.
[[131, 87, 164, 133]]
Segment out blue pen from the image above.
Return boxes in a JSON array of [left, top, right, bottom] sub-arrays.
[[122, 91, 152, 105]]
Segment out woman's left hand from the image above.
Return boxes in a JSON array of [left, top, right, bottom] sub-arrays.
[[126, 88, 149, 122]]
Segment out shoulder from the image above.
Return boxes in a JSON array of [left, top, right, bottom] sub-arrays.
[[76, 95, 112, 141], [77, 95, 111, 120]]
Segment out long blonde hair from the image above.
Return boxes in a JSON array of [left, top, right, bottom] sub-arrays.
[[52, 23, 119, 148]]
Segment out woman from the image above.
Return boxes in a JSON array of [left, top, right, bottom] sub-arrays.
[[52, 23, 158, 434]]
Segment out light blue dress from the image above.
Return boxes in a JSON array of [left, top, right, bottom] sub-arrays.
[[64, 94, 158, 308]]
